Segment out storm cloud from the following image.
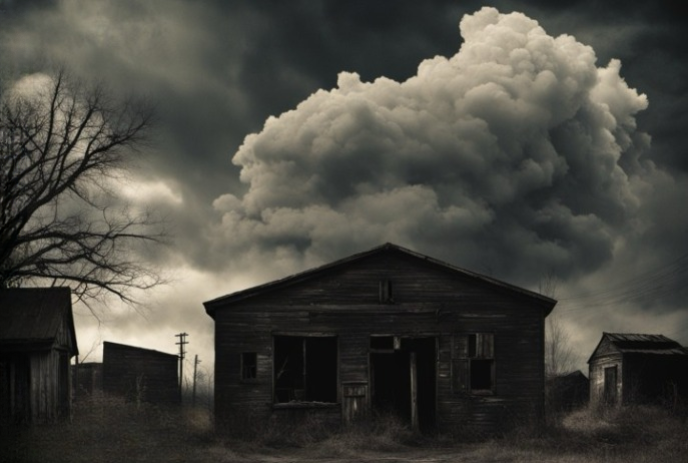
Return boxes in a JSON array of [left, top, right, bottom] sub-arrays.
[[213, 8, 652, 287]]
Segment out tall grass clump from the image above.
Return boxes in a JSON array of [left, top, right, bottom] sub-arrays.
[[0, 393, 215, 463], [501, 404, 688, 462]]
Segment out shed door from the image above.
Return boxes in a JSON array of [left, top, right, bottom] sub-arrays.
[[603, 366, 618, 405]]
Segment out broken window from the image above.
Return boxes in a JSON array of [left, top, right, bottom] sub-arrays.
[[241, 352, 257, 380], [452, 333, 495, 394], [274, 335, 337, 403]]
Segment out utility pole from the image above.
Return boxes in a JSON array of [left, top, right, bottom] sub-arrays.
[[192, 355, 201, 408], [175, 332, 188, 403]]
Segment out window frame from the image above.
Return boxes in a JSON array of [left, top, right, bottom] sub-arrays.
[[451, 333, 495, 395], [272, 333, 339, 405], [240, 352, 258, 383]]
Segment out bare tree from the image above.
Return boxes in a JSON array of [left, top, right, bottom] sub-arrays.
[[545, 314, 575, 377], [539, 271, 575, 377], [0, 69, 163, 313]]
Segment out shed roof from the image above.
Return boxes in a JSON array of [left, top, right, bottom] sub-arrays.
[[204, 242, 557, 316], [0, 287, 78, 355], [103, 341, 178, 360], [588, 332, 688, 363]]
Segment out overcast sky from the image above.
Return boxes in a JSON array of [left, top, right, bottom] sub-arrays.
[[1, 0, 687, 377]]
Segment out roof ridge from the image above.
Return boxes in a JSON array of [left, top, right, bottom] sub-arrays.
[[204, 242, 557, 314]]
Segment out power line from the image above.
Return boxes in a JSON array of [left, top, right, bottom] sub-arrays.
[[555, 253, 688, 313]]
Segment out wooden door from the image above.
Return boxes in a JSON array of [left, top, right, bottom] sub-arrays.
[[603, 366, 618, 405]]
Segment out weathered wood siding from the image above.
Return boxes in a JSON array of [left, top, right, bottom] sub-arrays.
[[103, 342, 179, 405], [620, 355, 688, 404], [211, 249, 550, 436], [0, 287, 77, 425]]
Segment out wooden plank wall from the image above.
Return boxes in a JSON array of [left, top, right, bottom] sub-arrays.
[[29, 351, 60, 423], [103, 343, 179, 405], [213, 250, 548, 436]]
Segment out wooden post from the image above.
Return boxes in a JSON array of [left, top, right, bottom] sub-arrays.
[[410, 352, 418, 431], [192, 355, 200, 408]]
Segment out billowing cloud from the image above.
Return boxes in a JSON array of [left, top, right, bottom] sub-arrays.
[[212, 7, 651, 286]]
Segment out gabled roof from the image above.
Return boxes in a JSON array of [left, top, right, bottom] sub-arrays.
[[0, 287, 78, 355], [587, 332, 688, 363], [204, 242, 557, 316]]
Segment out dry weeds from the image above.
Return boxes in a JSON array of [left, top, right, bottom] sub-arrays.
[[1, 395, 687, 463]]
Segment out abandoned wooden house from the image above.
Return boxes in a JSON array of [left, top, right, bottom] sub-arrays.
[[102, 341, 180, 405], [546, 370, 589, 412], [0, 288, 78, 425], [588, 333, 688, 408], [204, 243, 557, 436]]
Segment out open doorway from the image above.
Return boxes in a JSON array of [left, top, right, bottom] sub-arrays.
[[370, 336, 436, 431]]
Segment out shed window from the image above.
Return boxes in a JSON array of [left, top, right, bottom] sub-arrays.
[[241, 353, 257, 380], [274, 335, 337, 403], [452, 333, 495, 394]]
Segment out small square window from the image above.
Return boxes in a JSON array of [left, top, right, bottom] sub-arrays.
[[241, 352, 257, 380]]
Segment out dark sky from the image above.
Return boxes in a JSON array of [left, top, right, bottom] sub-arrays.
[[1, 0, 687, 373]]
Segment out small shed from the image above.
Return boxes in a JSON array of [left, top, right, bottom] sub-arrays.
[[0, 287, 78, 425], [546, 370, 589, 412], [102, 341, 179, 405], [588, 333, 688, 408], [205, 243, 556, 436]]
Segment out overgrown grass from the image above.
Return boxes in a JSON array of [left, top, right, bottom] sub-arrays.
[[2, 396, 687, 462], [498, 405, 688, 462], [0, 394, 217, 463]]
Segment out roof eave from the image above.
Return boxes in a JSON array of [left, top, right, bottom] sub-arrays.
[[204, 242, 558, 316]]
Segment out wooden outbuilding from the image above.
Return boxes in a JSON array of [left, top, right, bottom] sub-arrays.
[[204, 243, 556, 436], [102, 341, 179, 405], [0, 287, 78, 425], [588, 333, 688, 408]]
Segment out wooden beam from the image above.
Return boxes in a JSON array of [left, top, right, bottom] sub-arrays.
[[410, 352, 418, 431]]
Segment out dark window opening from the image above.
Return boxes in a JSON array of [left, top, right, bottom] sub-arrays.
[[274, 336, 337, 403], [468, 334, 477, 358], [379, 280, 393, 303], [452, 333, 495, 393], [241, 353, 257, 380], [470, 359, 494, 390]]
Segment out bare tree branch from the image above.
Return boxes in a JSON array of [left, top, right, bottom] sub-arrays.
[[539, 271, 575, 377], [0, 69, 164, 314]]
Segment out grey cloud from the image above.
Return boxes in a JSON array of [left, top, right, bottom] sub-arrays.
[[211, 8, 652, 288]]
